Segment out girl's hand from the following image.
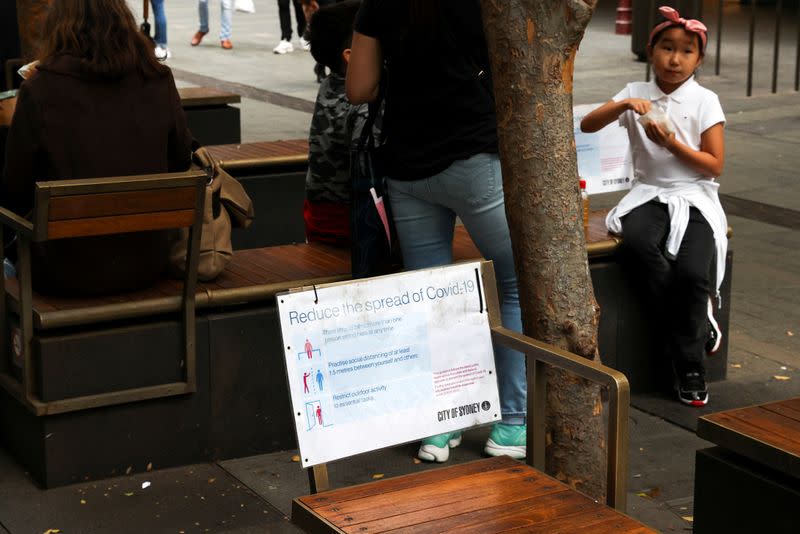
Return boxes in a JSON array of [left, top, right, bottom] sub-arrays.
[[644, 122, 675, 148], [626, 98, 652, 115]]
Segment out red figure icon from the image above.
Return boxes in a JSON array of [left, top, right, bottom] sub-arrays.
[[316, 405, 324, 426], [303, 371, 310, 393], [305, 338, 313, 359]]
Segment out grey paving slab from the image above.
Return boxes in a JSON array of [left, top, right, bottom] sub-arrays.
[[0, 448, 297, 534]]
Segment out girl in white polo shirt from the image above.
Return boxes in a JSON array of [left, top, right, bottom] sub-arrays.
[[580, 6, 726, 407]]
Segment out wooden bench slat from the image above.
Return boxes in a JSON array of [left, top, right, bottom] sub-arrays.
[[48, 187, 197, 221], [299, 457, 518, 509], [47, 210, 195, 239], [314, 465, 562, 525], [228, 252, 293, 283], [764, 402, 800, 422], [560, 514, 657, 534], [728, 406, 800, 446], [339, 484, 573, 534], [706, 410, 800, 450], [296, 458, 653, 533], [223, 258, 278, 285], [773, 397, 800, 414]]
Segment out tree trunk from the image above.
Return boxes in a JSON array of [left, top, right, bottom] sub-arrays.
[[480, 1, 606, 500], [16, 0, 53, 61]]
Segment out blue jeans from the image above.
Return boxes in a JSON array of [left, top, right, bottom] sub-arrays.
[[199, 0, 233, 40], [387, 153, 526, 425], [150, 0, 167, 47]]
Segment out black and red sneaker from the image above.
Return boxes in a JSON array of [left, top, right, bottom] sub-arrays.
[[705, 297, 722, 355], [677, 371, 709, 407]]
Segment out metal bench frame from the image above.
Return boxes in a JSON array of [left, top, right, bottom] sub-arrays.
[[0, 171, 207, 416], [304, 260, 629, 511]]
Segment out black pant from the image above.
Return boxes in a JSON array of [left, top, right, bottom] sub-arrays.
[[621, 201, 714, 375], [278, 0, 306, 41]]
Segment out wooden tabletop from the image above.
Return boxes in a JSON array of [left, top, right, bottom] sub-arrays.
[[697, 397, 800, 479], [293, 456, 655, 533], [206, 139, 309, 170], [178, 87, 241, 107]]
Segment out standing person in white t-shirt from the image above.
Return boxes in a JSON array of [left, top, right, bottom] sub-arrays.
[[581, 6, 726, 408]]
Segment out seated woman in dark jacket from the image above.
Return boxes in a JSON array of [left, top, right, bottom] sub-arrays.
[[2, 0, 193, 296]]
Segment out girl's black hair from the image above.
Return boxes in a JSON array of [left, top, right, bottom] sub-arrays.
[[309, 0, 361, 75]]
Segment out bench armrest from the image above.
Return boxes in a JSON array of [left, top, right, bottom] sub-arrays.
[[0, 206, 33, 237]]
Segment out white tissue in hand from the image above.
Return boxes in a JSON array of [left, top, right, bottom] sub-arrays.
[[638, 107, 676, 135], [17, 60, 39, 80]]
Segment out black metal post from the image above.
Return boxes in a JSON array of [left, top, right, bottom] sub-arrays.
[[646, 0, 656, 82], [747, 0, 756, 96], [795, 0, 799, 91], [772, 0, 782, 94], [715, 0, 723, 75]]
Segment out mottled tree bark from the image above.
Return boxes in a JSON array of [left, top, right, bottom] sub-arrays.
[[480, 0, 606, 499], [16, 0, 53, 61]]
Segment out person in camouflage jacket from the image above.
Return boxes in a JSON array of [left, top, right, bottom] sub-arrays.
[[304, 0, 371, 246]]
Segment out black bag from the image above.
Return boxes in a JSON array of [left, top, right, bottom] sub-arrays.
[[350, 95, 401, 279]]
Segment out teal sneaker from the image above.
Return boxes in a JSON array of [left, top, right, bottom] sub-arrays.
[[417, 431, 462, 463], [484, 423, 526, 459]]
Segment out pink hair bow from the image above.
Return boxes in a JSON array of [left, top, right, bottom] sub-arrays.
[[649, 6, 708, 50]]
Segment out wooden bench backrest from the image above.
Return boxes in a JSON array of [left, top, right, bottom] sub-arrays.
[[33, 171, 207, 241], [0, 170, 208, 417]]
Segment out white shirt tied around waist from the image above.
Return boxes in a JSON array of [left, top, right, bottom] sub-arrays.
[[606, 180, 728, 299], [607, 78, 728, 299]]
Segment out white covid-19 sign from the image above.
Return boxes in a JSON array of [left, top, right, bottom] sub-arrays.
[[277, 261, 501, 467]]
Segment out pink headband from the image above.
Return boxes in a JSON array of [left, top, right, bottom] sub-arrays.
[[648, 6, 707, 51]]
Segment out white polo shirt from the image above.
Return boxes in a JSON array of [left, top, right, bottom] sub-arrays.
[[613, 77, 725, 186]]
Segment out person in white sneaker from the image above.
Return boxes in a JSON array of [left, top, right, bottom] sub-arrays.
[[274, 0, 306, 54], [151, 0, 171, 60]]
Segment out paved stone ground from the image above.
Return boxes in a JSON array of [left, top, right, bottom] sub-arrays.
[[0, 1, 798, 533]]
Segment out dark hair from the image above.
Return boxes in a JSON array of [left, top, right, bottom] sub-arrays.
[[648, 24, 705, 56], [38, 0, 168, 79], [309, 0, 361, 75]]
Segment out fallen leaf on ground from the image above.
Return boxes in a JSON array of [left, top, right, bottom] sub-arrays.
[[124, 492, 134, 497], [730, 363, 742, 368], [788, 331, 794, 337], [42, 530, 60, 534], [142, 481, 151, 489], [637, 487, 661, 498], [291, 455, 300, 462], [412, 458, 422, 464], [146, 462, 153, 472], [80, 499, 86, 505], [682, 515, 694, 522], [774, 375, 791, 381], [632, 474, 642, 478], [208, 478, 216, 484], [125, 466, 132, 475], [372, 473, 384, 480]]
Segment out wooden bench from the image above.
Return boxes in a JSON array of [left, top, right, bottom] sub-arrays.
[[693, 397, 800, 533], [178, 87, 241, 146], [294, 457, 655, 533], [289, 261, 648, 532], [0, 171, 208, 416]]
